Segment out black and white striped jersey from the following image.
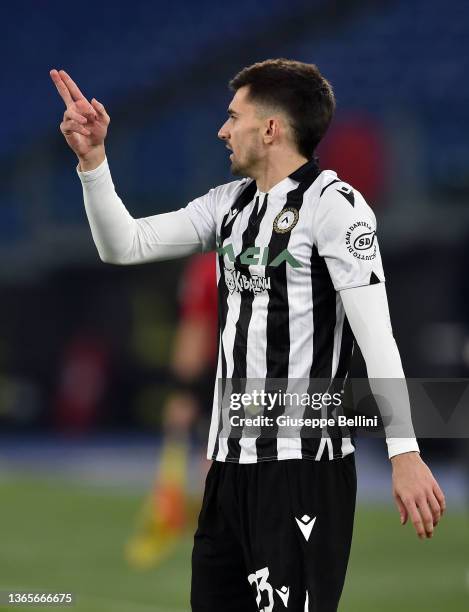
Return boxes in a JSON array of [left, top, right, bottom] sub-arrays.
[[185, 159, 385, 463]]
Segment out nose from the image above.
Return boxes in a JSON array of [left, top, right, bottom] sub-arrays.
[[218, 119, 229, 141]]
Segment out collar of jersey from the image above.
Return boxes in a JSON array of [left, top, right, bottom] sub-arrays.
[[254, 157, 321, 200]]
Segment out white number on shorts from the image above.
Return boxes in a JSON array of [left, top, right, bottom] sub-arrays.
[[248, 566, 274, 612]]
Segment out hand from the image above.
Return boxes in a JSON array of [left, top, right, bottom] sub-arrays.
[[163, 393, 199, 431], [50, 69, 109, 168], [391, 451, 446, 539]]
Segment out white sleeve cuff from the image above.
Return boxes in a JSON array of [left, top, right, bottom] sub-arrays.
[[386, 437, 420, 459], [76, 157, 109, 183]]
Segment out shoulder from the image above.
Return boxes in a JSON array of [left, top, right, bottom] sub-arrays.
[[313, 169, 375, 222], [190, 177, 254, 225], [187, 177, 252, 214], [207, 177, 253, 205]]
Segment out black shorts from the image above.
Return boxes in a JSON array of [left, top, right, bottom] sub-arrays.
[[191, 454, 356, 612]]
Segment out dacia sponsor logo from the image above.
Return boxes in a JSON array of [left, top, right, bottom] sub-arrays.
[[345, 221, 377, 261], [216, 243, 302, 268]]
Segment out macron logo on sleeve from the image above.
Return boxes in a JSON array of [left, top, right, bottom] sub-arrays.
[[224, 208, 238, 226], [336, 184, 355, 207]]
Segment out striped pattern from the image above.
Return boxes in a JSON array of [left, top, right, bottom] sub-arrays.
[[209, 160, 357, 463]]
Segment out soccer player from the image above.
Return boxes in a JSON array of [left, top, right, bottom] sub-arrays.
[[50, 60, 446, 612]]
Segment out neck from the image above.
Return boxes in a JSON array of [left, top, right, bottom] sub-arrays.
[[252, 151, 309, 192]]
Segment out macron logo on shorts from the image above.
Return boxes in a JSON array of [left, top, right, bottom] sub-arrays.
[[295, 515, 316, 541], [275, 586, 290, 607]]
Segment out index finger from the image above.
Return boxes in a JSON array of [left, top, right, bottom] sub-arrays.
[[59, 69, 86, 102], [50, 69, 73, 108]]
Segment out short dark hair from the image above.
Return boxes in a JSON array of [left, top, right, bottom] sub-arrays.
[[229, 58, 335, 158]]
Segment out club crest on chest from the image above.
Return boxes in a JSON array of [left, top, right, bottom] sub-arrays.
[[273, 207, 299, 234]]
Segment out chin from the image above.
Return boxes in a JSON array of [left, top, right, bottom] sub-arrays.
[[230, 162, 243, 177], [230, 159, 249, 178]]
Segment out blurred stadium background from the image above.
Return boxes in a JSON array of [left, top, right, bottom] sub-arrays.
[[0, 0, 468, 610]]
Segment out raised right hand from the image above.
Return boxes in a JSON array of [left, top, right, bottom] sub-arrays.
[[50, 69, 109, 168]]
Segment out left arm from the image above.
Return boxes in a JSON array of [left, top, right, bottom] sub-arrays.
[[314, 180, 446, 538], [340, 283, 446, 538]]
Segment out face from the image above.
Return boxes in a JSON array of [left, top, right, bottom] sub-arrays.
[[217, 86, 267, 177]]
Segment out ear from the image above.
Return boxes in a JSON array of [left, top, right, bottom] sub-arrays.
[[263, 117, 280, 144]]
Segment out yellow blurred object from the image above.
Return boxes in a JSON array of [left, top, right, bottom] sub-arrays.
[[125, 439, 190, 569], [125, 499, 182, 568]]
